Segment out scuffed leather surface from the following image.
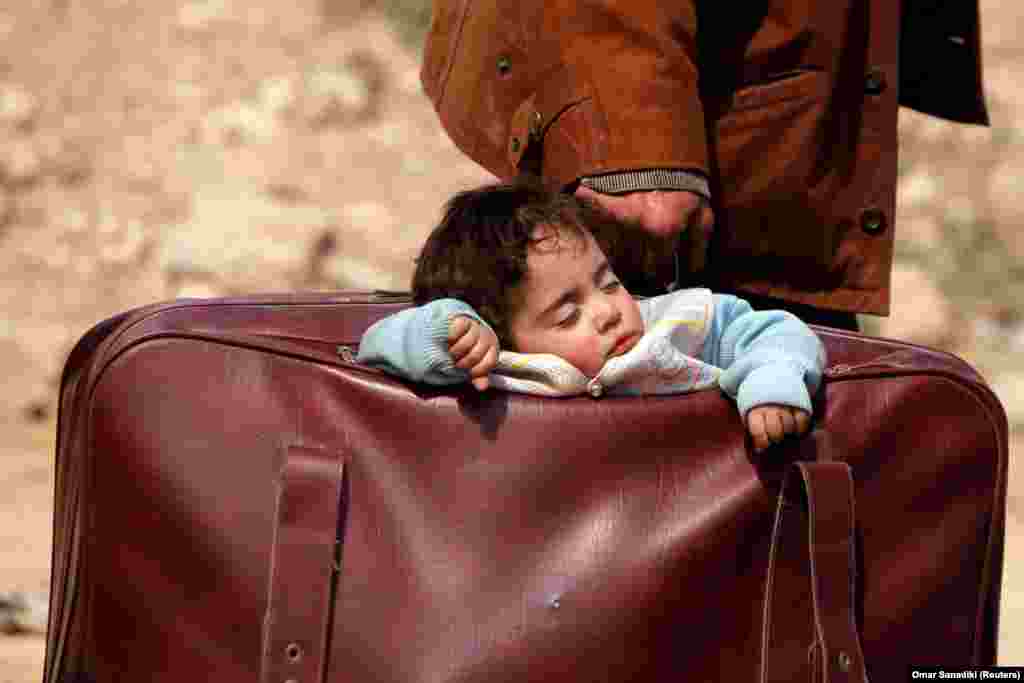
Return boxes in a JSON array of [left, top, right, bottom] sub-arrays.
[[46, 293, 1007, 681]]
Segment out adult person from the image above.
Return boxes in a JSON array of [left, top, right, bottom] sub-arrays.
[[419, 0, 988, 329]]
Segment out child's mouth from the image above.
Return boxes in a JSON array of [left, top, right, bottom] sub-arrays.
[[608, 334, 639, 358]]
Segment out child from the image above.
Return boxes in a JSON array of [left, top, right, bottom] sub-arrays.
[[357, 182, 826, 453]]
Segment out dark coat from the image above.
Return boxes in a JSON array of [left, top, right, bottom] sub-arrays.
[[421, 0, 987, 315]]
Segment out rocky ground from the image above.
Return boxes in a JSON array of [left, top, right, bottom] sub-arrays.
[[1, 1, 1022, 680]]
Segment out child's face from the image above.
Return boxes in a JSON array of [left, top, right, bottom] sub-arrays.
[[508, 225, 645, 377]]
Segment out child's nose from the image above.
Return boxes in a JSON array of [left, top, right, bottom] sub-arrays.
[[595, 302, 621, 333]]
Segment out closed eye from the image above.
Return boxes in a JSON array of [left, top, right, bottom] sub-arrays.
[[602, 279, 621, 293], [556, 307, 580, 328]]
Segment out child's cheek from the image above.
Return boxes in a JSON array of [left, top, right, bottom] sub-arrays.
[[575, 337, 607, 377]]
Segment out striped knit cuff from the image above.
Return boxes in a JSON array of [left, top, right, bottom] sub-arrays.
[[580, 169, 711, 200]]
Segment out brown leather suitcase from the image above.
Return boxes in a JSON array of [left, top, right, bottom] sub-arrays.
[[44, 291, 1008, 682]]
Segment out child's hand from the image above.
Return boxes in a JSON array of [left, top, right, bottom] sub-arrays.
[[746, 404, 811, 453], [448, 316, 499, 391]]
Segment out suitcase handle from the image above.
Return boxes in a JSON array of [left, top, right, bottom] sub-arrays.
[[760, 461, 869, 683], [261, 447, 345, 683]]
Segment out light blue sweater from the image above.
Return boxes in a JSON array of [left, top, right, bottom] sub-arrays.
[[356, 292, 826, 417]]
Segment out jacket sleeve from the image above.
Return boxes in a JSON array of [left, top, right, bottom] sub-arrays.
[[700, 294, 827, 418], [356, 299, 494, 385], [550, 1, 709, 182], [421, 0, 708, 188]]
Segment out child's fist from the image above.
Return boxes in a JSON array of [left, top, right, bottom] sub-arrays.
[[746, 404, 811, 453], [448, 316, 499, 391]]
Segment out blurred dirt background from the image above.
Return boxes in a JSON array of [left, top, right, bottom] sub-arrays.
[[0, 1, 1022, 679]]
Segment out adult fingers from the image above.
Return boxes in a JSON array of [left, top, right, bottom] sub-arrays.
[[635, 192, 701, 237], [575, 186, 703, 238]]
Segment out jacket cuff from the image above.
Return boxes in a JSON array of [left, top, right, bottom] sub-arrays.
[[579, 169, 711, 200]]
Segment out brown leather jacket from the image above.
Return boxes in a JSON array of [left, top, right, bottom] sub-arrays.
[[421, 0, 987, 315]]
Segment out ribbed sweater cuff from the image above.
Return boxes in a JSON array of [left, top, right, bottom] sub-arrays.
[[580, 169, 710, 200], [419, 306, 462, 376]]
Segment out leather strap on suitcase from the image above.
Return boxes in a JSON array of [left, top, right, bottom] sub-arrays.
[[762, 462, 868, 683], [261, 447, 345, 683], [255, 456, 872, 683]]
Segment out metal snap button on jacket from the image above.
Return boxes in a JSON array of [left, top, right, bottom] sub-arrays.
[[865, 68, 886, 95], [528, 111, 543, 139], [860, 208, 886, 234], [587, 379, 604, 398]]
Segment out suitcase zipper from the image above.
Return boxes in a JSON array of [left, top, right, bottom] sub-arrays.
[[826, 363, 853, 377], [825, 358, 915, 377]]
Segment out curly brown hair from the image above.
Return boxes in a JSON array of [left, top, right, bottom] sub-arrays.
[[411, 181, 624, 348]]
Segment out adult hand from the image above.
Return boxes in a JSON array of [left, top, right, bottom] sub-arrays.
[[575, 186, 714, 288]]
